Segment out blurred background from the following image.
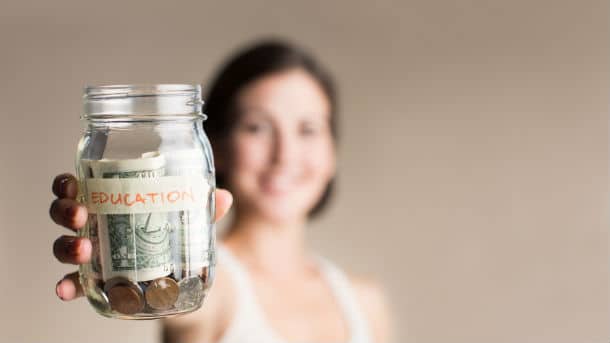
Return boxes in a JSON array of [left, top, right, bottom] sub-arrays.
[[0, 0, 608, 342]]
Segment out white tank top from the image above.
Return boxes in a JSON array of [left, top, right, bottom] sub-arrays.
[[216, 246, 372, 343]]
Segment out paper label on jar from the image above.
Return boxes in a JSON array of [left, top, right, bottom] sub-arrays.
[[85, 175, 211, 214]]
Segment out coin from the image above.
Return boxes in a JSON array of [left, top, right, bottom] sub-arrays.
[[103, 276, 135, 292], [82, 278, 111, 313], [104, 276, 145, 315], [107, 285, 145, 314], [174, 276, 204, 310], [145, 277, 179, 310]]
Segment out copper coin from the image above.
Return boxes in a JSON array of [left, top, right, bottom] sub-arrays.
[[107, 285, 145, 315], [145, 277, 179, 310], [103, 276, 136, 293]]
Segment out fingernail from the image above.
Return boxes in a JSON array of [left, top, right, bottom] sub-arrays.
[[56, 279, 65, 300]]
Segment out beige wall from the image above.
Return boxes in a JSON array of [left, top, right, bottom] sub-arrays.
[[0, 1, 608, 342]]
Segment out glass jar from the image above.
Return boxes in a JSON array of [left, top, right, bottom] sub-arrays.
[[75, 84, 216, 319]]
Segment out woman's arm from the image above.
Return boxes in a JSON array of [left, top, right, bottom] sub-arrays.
[[162, 266, 236, 343]]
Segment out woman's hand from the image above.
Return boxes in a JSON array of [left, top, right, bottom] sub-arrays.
[[50, 173, 233, 301]]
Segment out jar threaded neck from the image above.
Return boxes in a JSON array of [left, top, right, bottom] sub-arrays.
[[83, 84, 205, 120]]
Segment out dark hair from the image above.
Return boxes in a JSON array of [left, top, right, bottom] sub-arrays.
[[203, 39, 338, 217]]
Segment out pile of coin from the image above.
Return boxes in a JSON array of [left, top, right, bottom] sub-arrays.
[[97, 269, 210, 315], [104, 276, 183, 314]]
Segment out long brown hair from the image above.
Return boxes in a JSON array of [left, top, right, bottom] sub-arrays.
[[203, 39, 338, 217]]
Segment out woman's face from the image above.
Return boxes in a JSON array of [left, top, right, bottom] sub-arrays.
[[225, 68, 335, 224]]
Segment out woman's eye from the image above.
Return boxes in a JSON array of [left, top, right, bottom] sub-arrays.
[[300, 123, 320, 136], [243, 122, 270, 133]]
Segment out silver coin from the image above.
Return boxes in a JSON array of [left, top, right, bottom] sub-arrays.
[[174, 276, 204, 310], [87, 283, 111, 313]]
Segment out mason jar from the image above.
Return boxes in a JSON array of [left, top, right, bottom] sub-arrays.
[[75, 84, 216, 319]]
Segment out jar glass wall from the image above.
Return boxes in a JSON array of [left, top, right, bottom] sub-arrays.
[[75, 85, 216, 319]]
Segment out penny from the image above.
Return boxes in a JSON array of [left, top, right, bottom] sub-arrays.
[[104, 276, 144, 315], [107, 285, 145, 314], [103, 276, 135, 293], [145, 277, 179, 310]]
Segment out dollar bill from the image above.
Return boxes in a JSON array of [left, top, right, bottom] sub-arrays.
[[88, 152, 173, 282], [164, 149, 212, 279]]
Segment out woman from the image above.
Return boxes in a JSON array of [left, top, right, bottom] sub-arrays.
[[50, 40, 391, 343]]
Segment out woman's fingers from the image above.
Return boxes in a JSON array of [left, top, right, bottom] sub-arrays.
[[52, 173, 79, 199], [49, 198, 88, 231], [53, 235, 92, 264], [56, 271, 84, 301], [52, 174, 86, 301], [214, 188, 233, 223], [51, 180, 230, 302], [51, 173, 87, 231]]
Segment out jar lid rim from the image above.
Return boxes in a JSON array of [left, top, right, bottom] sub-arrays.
[[84, 84, 201, 99]]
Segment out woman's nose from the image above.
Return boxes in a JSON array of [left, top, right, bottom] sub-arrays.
[[271, 131, 296, 166]]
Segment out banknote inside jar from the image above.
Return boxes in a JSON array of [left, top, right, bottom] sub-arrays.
[[80, 150, 214, 317]]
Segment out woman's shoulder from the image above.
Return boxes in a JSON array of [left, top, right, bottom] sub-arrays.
[[345, 272, 393, 343], [320, 257, 389, 318]]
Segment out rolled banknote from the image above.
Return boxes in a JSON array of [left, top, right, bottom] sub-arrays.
[[164, 149, 213, 279], [86, 152, 173, 282]]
